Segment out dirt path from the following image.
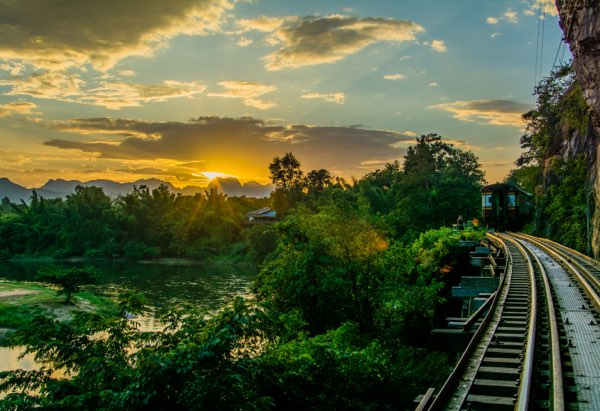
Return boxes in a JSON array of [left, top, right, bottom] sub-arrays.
[[0, 289, 40, 299]]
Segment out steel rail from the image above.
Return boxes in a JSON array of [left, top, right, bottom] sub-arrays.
[[513, 233, 600, 312], [425, 233, 511, 410], [508, 234, 565, 411], [532, 234, 600, 270], [499, 234, 537, 411], [531, 234, 600, 292]]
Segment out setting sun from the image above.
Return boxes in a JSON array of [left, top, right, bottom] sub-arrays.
[[197, 171, 236, 181]]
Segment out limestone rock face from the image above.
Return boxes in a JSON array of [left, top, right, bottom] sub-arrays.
[[557, 1, 600, 127], [556, 0, 600, 256]]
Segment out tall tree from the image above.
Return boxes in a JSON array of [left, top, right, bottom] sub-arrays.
[[63, 186, 114, 255], [305, 169, 332, 195], [269, 152, 305, 215], [269, 152, 303, 191]]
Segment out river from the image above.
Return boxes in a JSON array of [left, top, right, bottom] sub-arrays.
[[0, 259, 255, 372]]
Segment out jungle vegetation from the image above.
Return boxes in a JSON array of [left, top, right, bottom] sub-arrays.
[[507, 64, 592, 253], [0, 135, 486, 410]]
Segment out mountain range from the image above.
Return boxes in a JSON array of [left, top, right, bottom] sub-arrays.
[[0, 177, 273, 203]]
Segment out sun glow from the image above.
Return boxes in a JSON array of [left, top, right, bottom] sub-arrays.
[[195, 171, 236, 181]]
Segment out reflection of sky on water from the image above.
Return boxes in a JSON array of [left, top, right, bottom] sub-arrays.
[[0, 260, 255, 309], [0, 260, 255, 371], [0, 347, 37, 371]]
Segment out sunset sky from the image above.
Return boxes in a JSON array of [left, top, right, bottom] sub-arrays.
[[0, 0, 566, 188]]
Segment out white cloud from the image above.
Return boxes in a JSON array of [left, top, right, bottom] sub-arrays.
[[491, 32, 502, 39], [526, 0, 558, 17], [430, 39, 447, 53], [504, 9, 518, 24], [237, 36, 253, 47], [384, 73, 407, 80], [428, 82, 439, 87], [301, 92, 345, 104], [486, 17, 499, 24]]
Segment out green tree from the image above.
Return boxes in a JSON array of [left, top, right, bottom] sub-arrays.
[[254, 205, 387, 334], [380, 134, 485, 236], [0, 295, 274, 410], [512, 63, 591, 251], [269, 152, 305, 216], [36, 267, 98, 304], [269, 152, 303, 190], [517, 64, 588, 167], [304, 169, 332, 195], [5, 192, 65, 256], [63, 186, 114, 256]]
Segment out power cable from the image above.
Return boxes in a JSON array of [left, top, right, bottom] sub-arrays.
[[533, 0, 544, 92]]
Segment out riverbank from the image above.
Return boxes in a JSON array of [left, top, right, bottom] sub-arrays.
[[0, 280, 118, 346], [4, 250, 256, 267]]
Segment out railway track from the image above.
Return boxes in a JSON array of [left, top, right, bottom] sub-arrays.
[[421, 232, 600, 411], [513, 233, 600, 314]]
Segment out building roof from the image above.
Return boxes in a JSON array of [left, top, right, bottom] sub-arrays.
[[246, 207, 276, 218]]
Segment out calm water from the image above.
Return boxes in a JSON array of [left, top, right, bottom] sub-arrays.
[[0, 259, 255, 372]]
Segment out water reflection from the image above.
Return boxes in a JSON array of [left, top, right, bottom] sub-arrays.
[[0, 259, 255, 371], [0, 347, 37, 371], [0, 260, 254, 308]]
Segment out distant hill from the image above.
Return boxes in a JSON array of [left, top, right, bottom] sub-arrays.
[[208, 178, 273, 198], [0, 177, 273, 203], [0, 178, 32, 204]]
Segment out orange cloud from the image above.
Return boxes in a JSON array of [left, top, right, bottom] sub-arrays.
[[38, 116, 414, 181], [83, 80, 207, 109], [208, 80, 278, 110], [237, 16, 287, 33], [0, 101, 38, 117], [429, 99, 530, 127], [301, 92, 345, 104]]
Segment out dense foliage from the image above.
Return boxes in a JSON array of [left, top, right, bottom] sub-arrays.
[[0, 135, 486, 409], [1, 226, 479, 410], [0, 186, 269, 260], [508, 64, 592, 252]]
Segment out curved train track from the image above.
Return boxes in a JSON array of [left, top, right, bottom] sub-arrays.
[[421, 232, 600, 411], [513, 233, 600, 314]]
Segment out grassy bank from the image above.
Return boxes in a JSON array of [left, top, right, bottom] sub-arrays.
[[0, 281, 119, 345]]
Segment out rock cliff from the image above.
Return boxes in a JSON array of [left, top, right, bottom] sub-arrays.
[[556, 0, 600, 256]]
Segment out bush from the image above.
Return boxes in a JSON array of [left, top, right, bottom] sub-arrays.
[[123, 241, 161, 259]]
